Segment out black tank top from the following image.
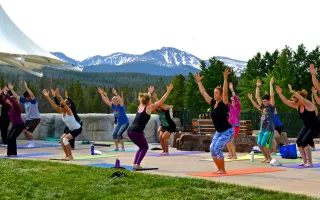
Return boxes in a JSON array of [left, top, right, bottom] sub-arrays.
[[298, 106, 319, 129], [210, 99, 232, 132], [127, 106, 151, 132]]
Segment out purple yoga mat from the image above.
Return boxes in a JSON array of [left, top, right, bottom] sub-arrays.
[[283, 163, 320, 169], [147, 151, 202, 156]]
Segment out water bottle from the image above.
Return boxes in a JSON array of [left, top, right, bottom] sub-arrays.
[[91, 144, 95, 155], [115, 159, 120, 168], [250, 151, 254, 162]]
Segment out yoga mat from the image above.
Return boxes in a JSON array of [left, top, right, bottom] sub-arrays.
[[246, 159, 303, 165], [16, 143, 61, 149], [85, 163, 158, 171], [95, 141, 134, 145], [73, 154, 118, 160], [43, 137, 60, 141], [104, 147, 157, 152], [147, 151, 202, 156], [199, 154, 265, 162], [187, 168, 285, 177], [49, 158, 70, 161], [0, 152, 56, 158], [282, 163, 320, 169]]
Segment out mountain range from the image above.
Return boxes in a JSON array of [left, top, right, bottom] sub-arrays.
[[51, 47, 247, 76]]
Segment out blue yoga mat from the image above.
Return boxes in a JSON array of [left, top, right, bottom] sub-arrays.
[[0, 152, 56, 158], [85, 163, 158, 171], [104, 147, 156, 152], [16, 143, 60, 149]]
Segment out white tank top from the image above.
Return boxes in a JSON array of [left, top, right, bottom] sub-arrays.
[[62, 114, 81, 131]]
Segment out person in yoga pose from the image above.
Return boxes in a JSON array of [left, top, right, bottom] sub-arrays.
[[276, 84, 319, 166], [152, 92, 176, 155], [248, 78, 275, 163], [9, 81, 40, 148], [226, 82, 241, 159], [98, 88, 129, 151], [0, 87, 12, 147], [127, 84, 173, 169], [52, 89, 82, 150], [43, 89, 82, 161], [0, 86, 24, 157], [195, 69, 234, 174]]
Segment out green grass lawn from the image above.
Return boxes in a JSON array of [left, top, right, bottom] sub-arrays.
[[0, 159, 316, 200]]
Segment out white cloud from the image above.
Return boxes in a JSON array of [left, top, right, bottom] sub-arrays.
[[1, 0, 320, 61]]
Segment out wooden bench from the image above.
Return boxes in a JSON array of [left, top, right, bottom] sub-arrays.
[[192, 119, 253, 135]]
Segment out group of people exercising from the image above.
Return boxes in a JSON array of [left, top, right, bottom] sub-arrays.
[[0, 63, 319, 171]]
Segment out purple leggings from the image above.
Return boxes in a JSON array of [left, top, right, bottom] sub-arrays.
[[127, 131, 149, 165]]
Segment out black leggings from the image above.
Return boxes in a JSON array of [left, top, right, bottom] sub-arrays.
[[7, 124, 24, 156], [296, 126, 319, 148], [0, 120, 10, 145]]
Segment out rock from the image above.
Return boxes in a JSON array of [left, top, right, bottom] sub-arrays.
[[176, 134, 212, 151], [16, 113, 159, 143], [176, 133, 257, 153], [275, 132, 288, 146], [222, 134, 257, 153]]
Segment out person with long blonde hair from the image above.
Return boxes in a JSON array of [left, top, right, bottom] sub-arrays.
[[126, 84, 173, 170]]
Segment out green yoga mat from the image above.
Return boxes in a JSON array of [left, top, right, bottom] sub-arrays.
[[73, 154, 118, 160], [247, 159, 303, 165], [43, 137, 60, 141]]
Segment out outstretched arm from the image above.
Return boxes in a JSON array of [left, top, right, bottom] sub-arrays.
[[152, 92, 167, 110], [195, 73, 212, 104], [255, 79, 262, 106], [7, 83, 20, 100], [310, 64, 320, 91], [248, 93, 261, 111], [24, 81, 35, 99], [42, 89, 63, 113], [98, 88, 112, 107], [312, 87, 320, 105], [148, 84, 174, 111], [270, 77, 275, 106], [288, 84, 313, 109], [51, 89, 61, 106], [222, 69, 230, 105], [275, 85, 298, 109], [312, 93, 319, 116], [112, 88, 124, 106]]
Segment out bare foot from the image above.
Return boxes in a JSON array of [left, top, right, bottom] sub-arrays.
[[216, 169, 227, 174], [265, 159, 271, 163], [261, 159, 267, 163], [230, 156, 237, 159], [162, 152, 169, 156], [305, 162, 313, 167], [119, 148, 125, 151], [134, 165, 142, 170], [298, 162, 307, 166], [213, 169, 220, 174]]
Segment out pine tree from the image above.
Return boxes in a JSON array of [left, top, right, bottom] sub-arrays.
[[183, 73, 201, 111]]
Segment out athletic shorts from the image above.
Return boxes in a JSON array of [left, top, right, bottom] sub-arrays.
[[257, 130, 274, 148], [64, 120, 83, 134], [161, 125, 176, 133], [24, 119, 41, 133], [275, 125, 283, 135], [233, 126, 240, 138], [67, 127, 82, 139]]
